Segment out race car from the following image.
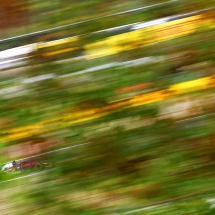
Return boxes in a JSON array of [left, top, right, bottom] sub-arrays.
[[1, 160, 54, 174]]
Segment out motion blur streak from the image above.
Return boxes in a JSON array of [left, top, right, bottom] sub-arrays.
[[1, 1, 215, 215]]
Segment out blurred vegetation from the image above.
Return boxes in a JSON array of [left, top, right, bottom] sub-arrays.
[[0, 0, 215, 214]]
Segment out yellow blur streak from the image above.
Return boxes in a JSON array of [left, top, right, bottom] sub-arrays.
[[85, 12, 215, 59], [169, 78, 208, 93], [41, 47, 80, 57], [37, 36, 79, 49], [1, 74, 215, 143]]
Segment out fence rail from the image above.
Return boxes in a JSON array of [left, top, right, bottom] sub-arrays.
[[0, 0, 197, 44]]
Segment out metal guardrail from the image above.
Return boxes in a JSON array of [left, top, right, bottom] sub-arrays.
[[0, 0, 189, 44], [0, 6, 213, 68]]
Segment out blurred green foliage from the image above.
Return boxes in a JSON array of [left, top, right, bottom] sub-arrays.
[[0, 0, 215, 214]]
